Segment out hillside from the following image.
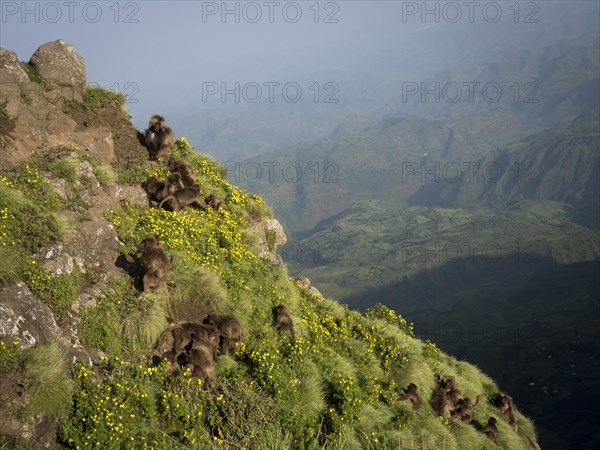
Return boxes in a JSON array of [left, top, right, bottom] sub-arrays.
[[0, 42, 543, 449], [236, 109, 537, 237], [409, 110, 600, 227]]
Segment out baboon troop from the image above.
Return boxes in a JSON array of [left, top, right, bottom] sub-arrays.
[[141, 134, 223, 214], [273, 304, 295, 341], [204, 314, 244, 356], [138, 234, 168, 292], [146, 114, 175, 161], [399, 383, 422, 411], [153, 319, 240, 390], [491, 391, 519, 431], [418, 374, 530, 443], [135, 120, 532, 445]]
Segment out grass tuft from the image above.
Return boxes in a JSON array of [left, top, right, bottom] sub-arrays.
[[24, 342, 71, 419]]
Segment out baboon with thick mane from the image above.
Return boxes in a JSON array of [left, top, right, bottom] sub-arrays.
[[138, 234, 168, 292], [204, 314, 244, 356], [272, 305, 295, 342], [167, 156, 197, 187], [146, 114, 175, 161]]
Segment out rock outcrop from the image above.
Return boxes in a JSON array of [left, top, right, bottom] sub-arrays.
[[0, 40, 115, 166], [29, 39, 86, 102], [254, 217, 287, 265]]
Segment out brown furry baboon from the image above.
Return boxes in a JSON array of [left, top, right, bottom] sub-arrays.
[[450, 394, 484, 424], [151, 350, 180, 374], [167, 156, 197, 187], [204, 314, 244, 356], [183, 348, 216, 390], [141, 176, 166, 203], [158, 183, 207, 212], [189, 326, 220, 360], [430, 385, 454, 418], [450, 397, 472, 423], [169, 322, 218, 354], [398, 383, 422, 411], [205, 194, 222, 211], [272, 305, 295, 342], [146, 114, 175, 161], [481, 417, 498, 442], [435, 374, 464, 404], [138, 234, 168, 292], [164, 172, 184, 195], [491, 392, 518, 431]]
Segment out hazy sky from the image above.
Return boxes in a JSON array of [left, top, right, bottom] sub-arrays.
[[1, 1, 598, 131]]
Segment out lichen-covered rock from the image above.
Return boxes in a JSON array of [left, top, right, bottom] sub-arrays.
[[29, 39, 86, 101], [254, 217, 287, 265], [293, 277, 322, 297], [0, 284, 61, 348], [0, 48, 29, 84]]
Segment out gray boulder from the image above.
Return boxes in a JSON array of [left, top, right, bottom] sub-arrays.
[[29, 39, 86, 101]]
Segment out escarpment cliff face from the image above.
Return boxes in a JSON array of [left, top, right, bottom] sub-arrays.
[[0, 41, 539, 450]]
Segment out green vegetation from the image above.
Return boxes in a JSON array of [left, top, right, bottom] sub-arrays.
[[0, 102, 9, 120], [81, 85, 125, 110], [25, 260, 81, 321], [20, 62, 45, 84], [0, 135, 539, 448], [0, 341, 71, 421]]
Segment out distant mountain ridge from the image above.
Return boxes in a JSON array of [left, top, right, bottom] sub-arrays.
[[409, 110, 600, 227]]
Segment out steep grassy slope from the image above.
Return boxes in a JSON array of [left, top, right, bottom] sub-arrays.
[[284, 199, 599, 450], [0, 87, 540, 449]]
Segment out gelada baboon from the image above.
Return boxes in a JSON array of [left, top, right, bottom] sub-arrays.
[[151, 350, 179, 374], [146, 114, 175, 161], [272, 305, 295, 342], [481, 417, 498, 442], [158, 184, 207, 212], [491, 392, 518, 431], [183, 348, 216, 390], [398, 383, 422, 411], [205, 194, 223, 211], [435, 374, 464, 404], [164, 172, 184, 195], [430, 383, 453, 418], [189, 326, 220, 360], [167, 156, 196, 187], [141, 176, 166, 203], [204, 314, 244, 356], [450, 394, 485, 424], [138, 234, 168, 292], [170, 323, 217, 354]]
